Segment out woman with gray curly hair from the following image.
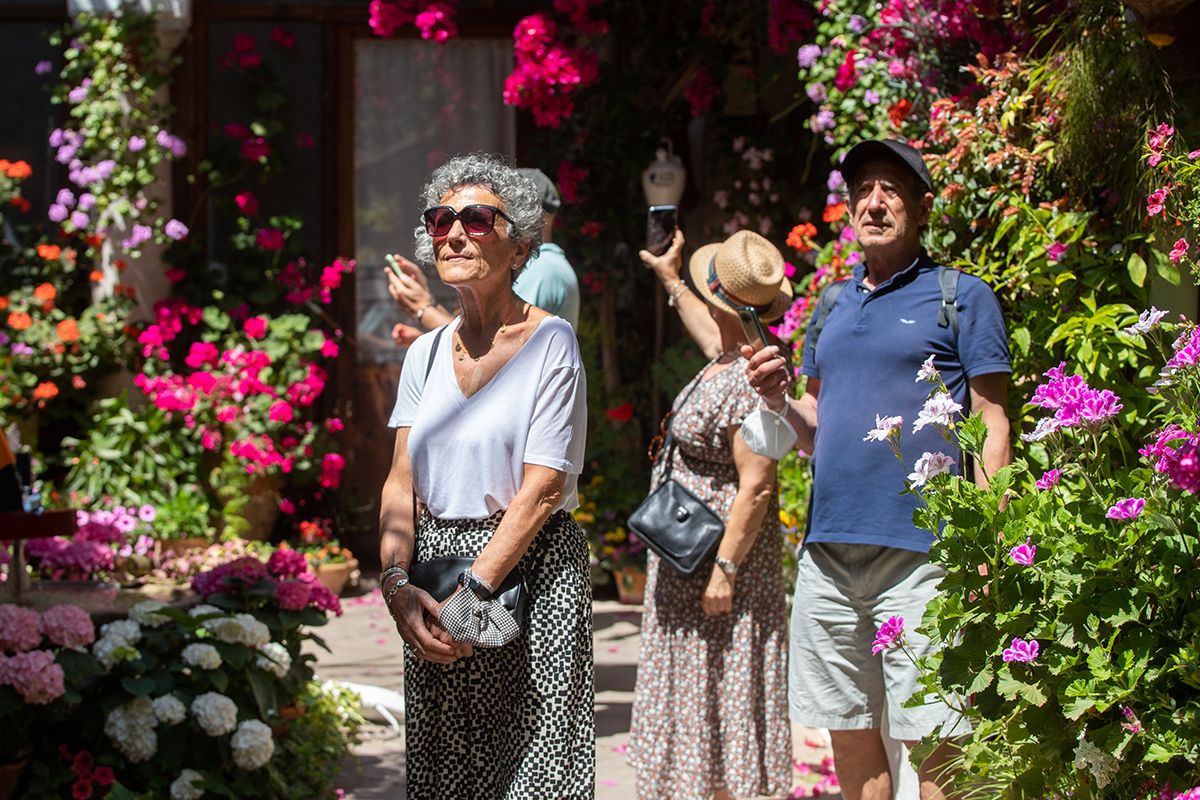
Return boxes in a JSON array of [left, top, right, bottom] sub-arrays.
[[378, 153, 594, 798]]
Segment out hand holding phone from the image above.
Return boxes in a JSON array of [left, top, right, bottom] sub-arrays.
[[645, 205, 677, 256], [736, 307, 768, 353], [385, 254, 404, 279]]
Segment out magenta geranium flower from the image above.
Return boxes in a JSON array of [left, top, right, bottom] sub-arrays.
[[871, 615, 904, 655], [1034, 469, 1061, 490], [1009, 538, 1036, 566], [1105, 497, 1145, 520], [1002, 637, 1039, 663]]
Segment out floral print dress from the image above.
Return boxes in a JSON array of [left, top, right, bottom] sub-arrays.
[[629, 356, 792, 800]]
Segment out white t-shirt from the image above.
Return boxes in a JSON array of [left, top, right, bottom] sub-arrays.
[[388, 316, 587, 519]]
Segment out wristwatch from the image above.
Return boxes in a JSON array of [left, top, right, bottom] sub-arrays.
[[715, 557, 738, 577], [459, 568, 495, 600]]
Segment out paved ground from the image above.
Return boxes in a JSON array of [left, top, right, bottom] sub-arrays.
[[309, 585, 837, 799]]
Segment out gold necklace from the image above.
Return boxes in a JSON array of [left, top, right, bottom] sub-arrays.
[[454, 305, 526, 362]]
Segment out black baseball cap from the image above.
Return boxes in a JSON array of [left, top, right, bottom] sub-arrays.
[[840, 139, 933, 195]]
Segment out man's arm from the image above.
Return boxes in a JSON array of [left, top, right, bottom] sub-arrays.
[[968, 372, 1011, 488]]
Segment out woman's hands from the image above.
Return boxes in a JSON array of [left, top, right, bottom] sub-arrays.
[[384, 254, 436, 317], [388, 584, 474, 663], [702, 565, 735, 616]]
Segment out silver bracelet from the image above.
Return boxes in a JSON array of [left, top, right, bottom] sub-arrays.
[[666, 280, 689, 307], [382, 566, 410, 613], [381, 564, 409, 588]]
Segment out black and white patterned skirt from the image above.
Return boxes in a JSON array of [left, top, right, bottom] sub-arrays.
[[404, 509, 595, 799]]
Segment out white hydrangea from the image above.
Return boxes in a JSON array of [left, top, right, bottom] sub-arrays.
[[181, 643, 222, 671], [230, 719, 274, 770], [191, 692, 238, 737], [99, 619, 142, 646], [213, 614, 270, 647], [1074, 737, 1117, 789], [153, 694, 187, 726], [104, 697, 158, 763], [92, 635, 140, 671], [128, 600, 170, 628], [254, 642, 291, 679], [188, 604, 227, 633], [169, 768, 205, 800]]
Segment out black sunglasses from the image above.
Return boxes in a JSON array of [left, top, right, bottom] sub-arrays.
[[422, 204, 515, 237]]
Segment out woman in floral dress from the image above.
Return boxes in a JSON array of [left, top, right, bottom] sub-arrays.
[[631, 229, 793, 800]]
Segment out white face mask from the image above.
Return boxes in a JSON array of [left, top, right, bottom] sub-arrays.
[[738, 406, 797, 461]]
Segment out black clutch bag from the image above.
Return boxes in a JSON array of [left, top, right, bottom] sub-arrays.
[[407, 556, 530, 632], [627, 373, 725, 577]]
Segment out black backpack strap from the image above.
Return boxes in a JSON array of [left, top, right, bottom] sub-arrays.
[[807, 278, 851, 355], [936, 266, 960, 340]]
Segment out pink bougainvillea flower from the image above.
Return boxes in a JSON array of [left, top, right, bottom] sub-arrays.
[[1002, 637, 1039, 663], [1169, 238, 1189, 264], [1035, 469, 1061, 490], [268, 400, 295, 423], [871, 615, 904, 655], [1106, 497, 1145, 520], [1009, 538, 1036, 566]]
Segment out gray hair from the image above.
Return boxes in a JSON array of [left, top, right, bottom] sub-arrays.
[[412, 153, 544, 269]]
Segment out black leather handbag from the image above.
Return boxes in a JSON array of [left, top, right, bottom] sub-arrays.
[[408, 556, 530, 629], [627, 374, 725, 576], [406, 325, 529, 635]]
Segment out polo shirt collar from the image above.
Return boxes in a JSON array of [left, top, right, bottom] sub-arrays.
[[853, 250, 934, 293]]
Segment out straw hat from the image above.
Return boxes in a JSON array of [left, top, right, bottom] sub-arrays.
[[686, 230, 793, 322]]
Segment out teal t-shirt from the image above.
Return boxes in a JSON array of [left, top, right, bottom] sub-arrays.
[[514, 243, 580, 328]]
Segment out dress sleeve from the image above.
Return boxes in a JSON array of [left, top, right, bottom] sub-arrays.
[[387, 332, 434, 428], [723, 367, 760, 430], [524, 363, 588, 475]]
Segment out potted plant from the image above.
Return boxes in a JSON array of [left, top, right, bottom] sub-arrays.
[[293, 519, 357, 597], [575, 476, 647, 604]]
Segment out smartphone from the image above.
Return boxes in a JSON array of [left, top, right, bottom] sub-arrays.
[[385, 254, 404, 279], [645, 205, 677, 256], [736, 307, 768, 353]]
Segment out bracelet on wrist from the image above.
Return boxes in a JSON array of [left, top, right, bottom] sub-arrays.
[[414, 304, 430, 322], [666, 280, 689, 307]]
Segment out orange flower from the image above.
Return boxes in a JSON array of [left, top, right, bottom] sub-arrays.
[[89, 270, 104, 282], [57, 318, 80, 342], [786, 222, 819, 253], [888, 98, 913, 128], [4, 161, 31, 180], [32, 382, 59, 401], [33, 282, 57, 302], [822, 203, 848, 223], [0, 297, 7, 311], [6, 312, 32, 331], [37, 244, 62, 260]]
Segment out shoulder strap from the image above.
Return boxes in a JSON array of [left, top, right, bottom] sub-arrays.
[[807, 278, 850, 355], [412, 325, 447, 526], [655, 371, 708, 483], [936, 266, 960, 340]]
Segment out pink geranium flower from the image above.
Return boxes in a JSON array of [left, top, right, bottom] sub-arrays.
[[1106, 497, 1145, 520], [872, 615, 904, 655], [1002, 637, 1039, 663], [243, 316, 269, 339], [1034, 469, 1061, 490], [1009, 538, 1036, 566], [1169, 238, 1189, 264]]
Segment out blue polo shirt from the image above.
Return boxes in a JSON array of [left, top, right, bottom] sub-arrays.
[[800, 253, 1010, 553]]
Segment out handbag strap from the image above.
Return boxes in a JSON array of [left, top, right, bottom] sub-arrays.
[[655, 369, 707, 483], [411, 326, 448, 532]]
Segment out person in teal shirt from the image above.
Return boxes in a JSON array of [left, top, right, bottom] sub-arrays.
[[386, 168, 580, 341]]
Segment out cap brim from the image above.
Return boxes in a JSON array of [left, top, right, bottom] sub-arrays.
[[841, 140, 932, 194]]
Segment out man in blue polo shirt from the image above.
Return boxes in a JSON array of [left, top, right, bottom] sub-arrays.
[[745, 139, 1012, 800]]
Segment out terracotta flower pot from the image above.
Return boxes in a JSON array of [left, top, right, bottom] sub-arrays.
[[269, 703, 304, 738], [314, 559, 359, 596], [613, 565, 646, 605], [0, 756, 29, 800]]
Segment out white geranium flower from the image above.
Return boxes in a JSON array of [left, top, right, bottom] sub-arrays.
[[213, 614, 270, 647], [1020, 416, 1061, 443], [182, 643, 222, 671], [191, 692, 238, 736], [912, 391, 963, 433], [907, 452, 956, 488], [153, 694, 187, 726], [255, 642, 292, 679], [230, 719, 275, 770], [129, 600, 170, 628], [1123, 306, 1167, 336], [104, 697, 158, 763], [170, 768, 205, 800], [99, 619, 142, 646], [863, 414, 904, 443], [915, 354, 939, 383]]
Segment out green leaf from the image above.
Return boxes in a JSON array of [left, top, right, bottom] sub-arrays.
[[1127, 252, 1147, 287], [246, 669, 280, 717], [120, 675, 156, 697], [996, 670, 1048, 706]]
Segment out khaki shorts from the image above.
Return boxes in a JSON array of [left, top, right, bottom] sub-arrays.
[[788, 542, 968, 741]]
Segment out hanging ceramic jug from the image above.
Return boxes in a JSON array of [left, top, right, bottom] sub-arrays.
[[641, 138, 687, 207]]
